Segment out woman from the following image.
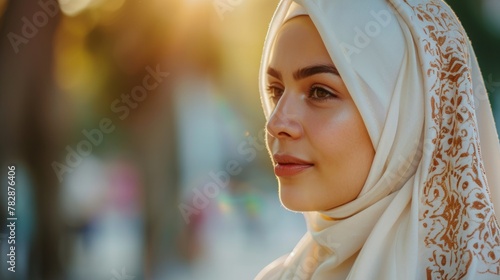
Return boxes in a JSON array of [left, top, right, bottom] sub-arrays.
[[256, 0, 500, 279]]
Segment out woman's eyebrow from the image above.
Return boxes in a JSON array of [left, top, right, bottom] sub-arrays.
[[267, 66, 282, 80], [293, 64, 339, 80], [266, 64, 339, 81]]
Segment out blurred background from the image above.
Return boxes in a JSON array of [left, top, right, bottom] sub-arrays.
[[0, 0, 498, 279]]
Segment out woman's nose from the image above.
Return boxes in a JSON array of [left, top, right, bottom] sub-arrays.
[[266, 92, 303, 140]]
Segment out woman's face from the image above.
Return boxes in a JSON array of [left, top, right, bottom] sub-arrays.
[[265, 16, 375, 211]]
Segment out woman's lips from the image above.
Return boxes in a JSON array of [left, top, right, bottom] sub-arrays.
[[273, 154, 313, 177]]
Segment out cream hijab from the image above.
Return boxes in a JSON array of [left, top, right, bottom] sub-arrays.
[[257, 0, 500, 279]]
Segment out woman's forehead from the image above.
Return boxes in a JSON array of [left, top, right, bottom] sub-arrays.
[[268, 16, 333, 72], [274, 16, 318, 47]]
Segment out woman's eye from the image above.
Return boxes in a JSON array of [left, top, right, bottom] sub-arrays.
[[266, 85, 284, 102], [309, 86, 337, 101]]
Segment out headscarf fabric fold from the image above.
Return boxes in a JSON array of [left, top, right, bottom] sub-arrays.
[[257, 0, 500, 279]]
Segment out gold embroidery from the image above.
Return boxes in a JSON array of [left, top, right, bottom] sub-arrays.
[[399, 0, 500, 278]]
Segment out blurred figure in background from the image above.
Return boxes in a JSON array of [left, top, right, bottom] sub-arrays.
[[0, 0, 64, 279]]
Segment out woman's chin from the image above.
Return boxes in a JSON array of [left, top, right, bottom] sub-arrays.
[[279, 185, 318, 212], [279, 184, 346, 212]]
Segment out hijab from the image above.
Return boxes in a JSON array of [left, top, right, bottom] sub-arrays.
[[257, 0, 500, 279]]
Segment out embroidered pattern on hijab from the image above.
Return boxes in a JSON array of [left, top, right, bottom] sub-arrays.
[[404, 1, 500, 277], [256, 0, 500, 279]]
